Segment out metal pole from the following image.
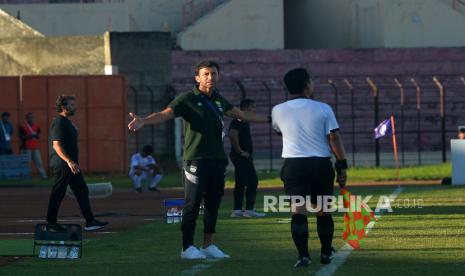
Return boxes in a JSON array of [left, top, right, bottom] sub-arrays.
[[410, 78, 422, 165], [367, 78, 380, 167], [146, 85, 155, 148], [394, 78, 405, 166], [235, 80, 247, 100], [328, 79, 338, 117], [344, 79, 356, 166], [129, 86, 139, 152], [433, 77, 446, 163], [262, 81, 273, 171]]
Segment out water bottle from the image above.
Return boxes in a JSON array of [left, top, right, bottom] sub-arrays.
[[47, 245, 58, 258], [57, 246, 68, 259], [38, 245, 48, 258], [167, 208, 173, 224], [67, 246, 80, 259]]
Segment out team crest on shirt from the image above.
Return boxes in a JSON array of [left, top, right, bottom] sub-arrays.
[[189, 165, 197, 173], [197, 102, 203, 107]]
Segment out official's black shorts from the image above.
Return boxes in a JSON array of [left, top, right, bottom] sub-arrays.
[[281, 157, 335, 204]]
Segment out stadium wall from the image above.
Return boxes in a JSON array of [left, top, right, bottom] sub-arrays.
[[177, 0, 284, 50], [285, 0, 465, 49], [0, 75, 128, 174]]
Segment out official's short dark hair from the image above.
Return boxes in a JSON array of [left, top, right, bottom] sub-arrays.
[[1, 111, 10, 118], [459, 127, 465, 133], [195, 60, 220, 75], [240, 99, 255, 110], [142, 145, 154, 155], [55, 95, 75, 113], [284, 68, 311, 95]]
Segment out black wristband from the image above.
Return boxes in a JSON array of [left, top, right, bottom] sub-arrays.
[[335, 159, 348, 174]]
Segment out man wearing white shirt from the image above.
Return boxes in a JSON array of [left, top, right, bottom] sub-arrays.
[[129, 145, 163, 193], [0, 112, 13, 155], [272, 68, 348, 267]]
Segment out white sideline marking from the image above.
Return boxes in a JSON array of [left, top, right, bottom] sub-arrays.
[[0, 231, 117, 236], [16, 219, 84, 223], [0, 232, 34, 236], [315, 186, 404, 276], [180, 259, 221, 276]]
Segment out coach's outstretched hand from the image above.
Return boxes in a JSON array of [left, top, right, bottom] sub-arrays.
[[128, 112, 145, 132]]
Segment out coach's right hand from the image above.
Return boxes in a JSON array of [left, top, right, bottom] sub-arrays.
[[128, 112, 145, 132]]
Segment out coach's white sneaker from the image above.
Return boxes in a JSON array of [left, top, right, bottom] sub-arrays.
[[243, 209, 266, 218], [230, 210, 244, 218], [181, 246, 206, 259], [200, 245, 230, 259]]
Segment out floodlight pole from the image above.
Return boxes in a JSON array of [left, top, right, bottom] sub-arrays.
[[344, 78, 356, 166], [394, 78, 405, 166], [328, 79, 338, 117], [367, 78, 380, 167], [433, 77, 446, 163], [410, 78, 422, 165]]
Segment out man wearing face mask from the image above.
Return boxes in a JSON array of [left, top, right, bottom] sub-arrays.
[[128, 60, 269, 259], [45, 95, 108, 232]]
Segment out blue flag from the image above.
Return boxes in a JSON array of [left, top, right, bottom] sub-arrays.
[[374, 118, 392, 139]]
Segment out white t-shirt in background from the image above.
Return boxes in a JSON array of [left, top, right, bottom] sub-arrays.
[[271, 98, 339, 158], [129, 153, 156, 175]]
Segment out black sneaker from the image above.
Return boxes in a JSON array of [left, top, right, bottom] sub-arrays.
[[84, 220, 108, 231], [294, 257, 311, 267], [47, 223, 67, 232], [148, 187, 161, 192], [135, 187, 142, 193], [320, 247, 336, 265]]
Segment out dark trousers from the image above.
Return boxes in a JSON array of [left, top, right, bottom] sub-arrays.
[[181, 159, 226, 249], [46, 166, 94, 224], [231, 156, 258, 210]]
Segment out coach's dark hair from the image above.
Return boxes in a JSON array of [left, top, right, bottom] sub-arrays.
[[195, 60, 220, 75], [240, 99, 255, 110], [55, 95, 75, 113], [283, 68, 311, 95], [142, 145, 154, 155]]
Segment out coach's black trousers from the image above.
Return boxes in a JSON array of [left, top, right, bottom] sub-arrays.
[[181, 159, 226, 249], [46, 166, 94, 224], [231, 156, 258, 210]]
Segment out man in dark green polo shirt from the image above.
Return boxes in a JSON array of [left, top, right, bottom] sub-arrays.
[[128, 60, 268, 260]]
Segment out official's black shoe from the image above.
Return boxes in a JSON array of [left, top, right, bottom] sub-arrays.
[[84, 219, 108, 231], [47, 223, 67, 232], [294, 257, 311, 267], [320, 247, 336, 264], [135, 187, 142, 193]]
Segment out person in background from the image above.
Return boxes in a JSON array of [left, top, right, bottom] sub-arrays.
[[19, 112, 48, 179], [129, 145, 163, 193], [46, 95, 108, 232], [0, 112, 13, 155], [229, 99, 265, 218], [458, 127, 465, 140]]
